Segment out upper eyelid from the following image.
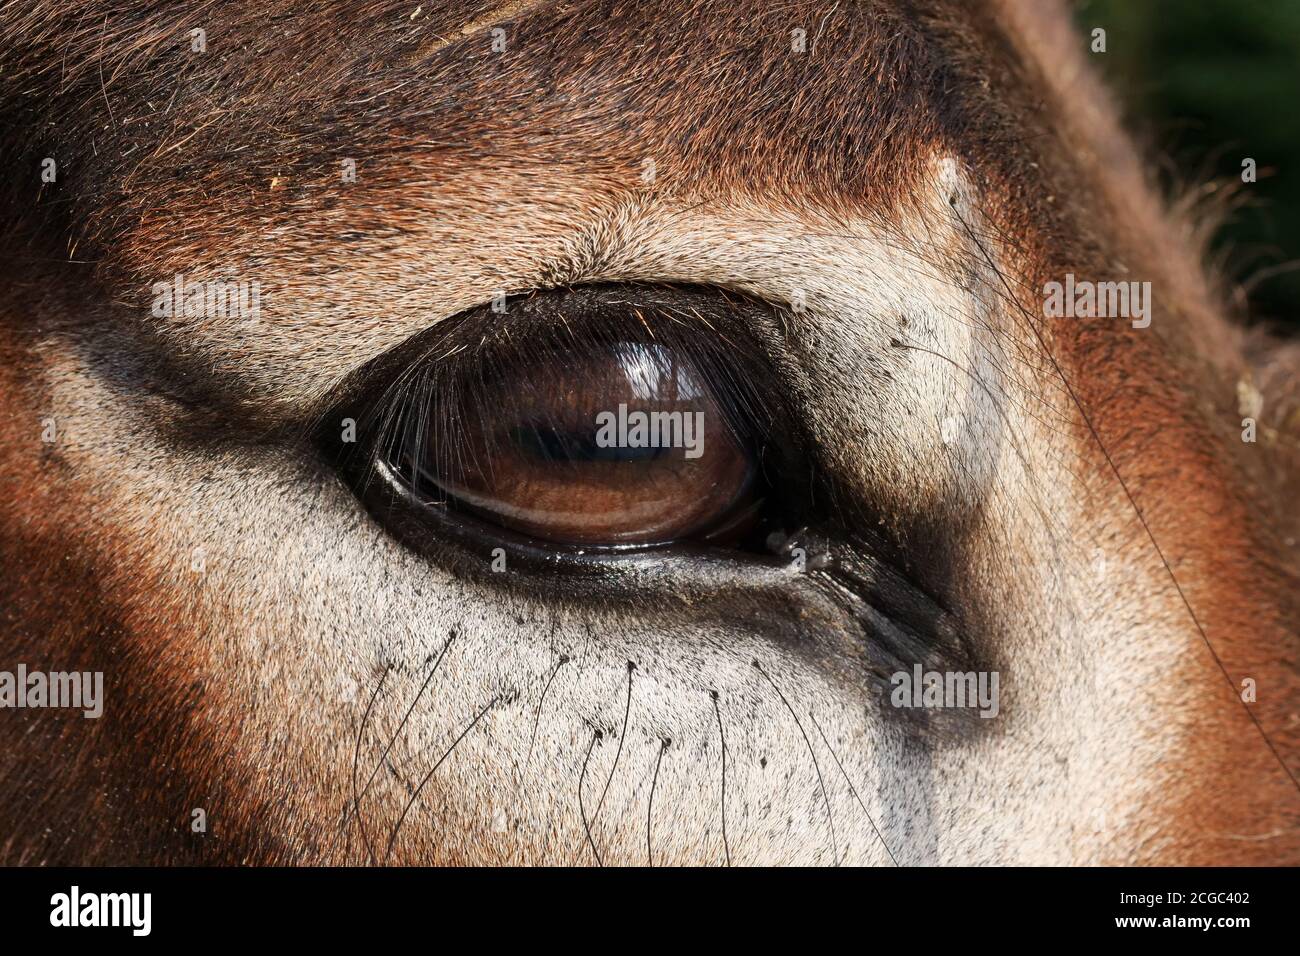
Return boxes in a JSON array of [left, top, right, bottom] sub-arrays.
[[314, 282, 797, 434]]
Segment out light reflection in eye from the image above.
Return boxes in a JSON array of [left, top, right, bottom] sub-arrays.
[[614, 342, 707, 402]]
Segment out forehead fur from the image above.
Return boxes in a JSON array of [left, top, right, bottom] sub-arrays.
[[0, 0, 1124, 436], [0, 0, 1086, 262]]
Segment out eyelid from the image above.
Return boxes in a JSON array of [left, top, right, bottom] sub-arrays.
[[366, 452, 987, 740], [315, 284, 778, 418], [320, 283, 806, 467]]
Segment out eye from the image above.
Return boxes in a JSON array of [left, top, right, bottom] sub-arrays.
[[334, 285, 810, 561], [408, 341, 759, 547], [328, 285, 970, 685]]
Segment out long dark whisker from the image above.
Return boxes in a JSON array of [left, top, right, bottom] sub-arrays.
[[323, 663, 392, 864], [578, 728, 604, 866], [382, 694, 499, 863], [352, 634, 457, 864], [350, 665, 391, 864], [592, 661, 636, 830], [754, 660, 838, 866], [519, 652, 570, 787], [711, 690, 732, 866], [810, 709, 899, 866], [646, 738, 670, 867]]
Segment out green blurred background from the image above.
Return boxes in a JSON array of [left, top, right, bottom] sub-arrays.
[[1076, 0, 1300, 327]]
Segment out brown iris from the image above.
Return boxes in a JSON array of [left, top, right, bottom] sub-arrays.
[[409, 342, 757, 547]]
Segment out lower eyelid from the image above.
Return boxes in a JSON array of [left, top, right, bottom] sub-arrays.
[[366, 453, 977, 726], [366, 455, 787, 582]]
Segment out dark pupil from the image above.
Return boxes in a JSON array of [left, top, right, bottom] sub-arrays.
[[510, 422, 674, 463]]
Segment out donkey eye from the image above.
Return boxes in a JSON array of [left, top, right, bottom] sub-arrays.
[[335, 285, 808, 564], [398, 341, 759, 547]]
